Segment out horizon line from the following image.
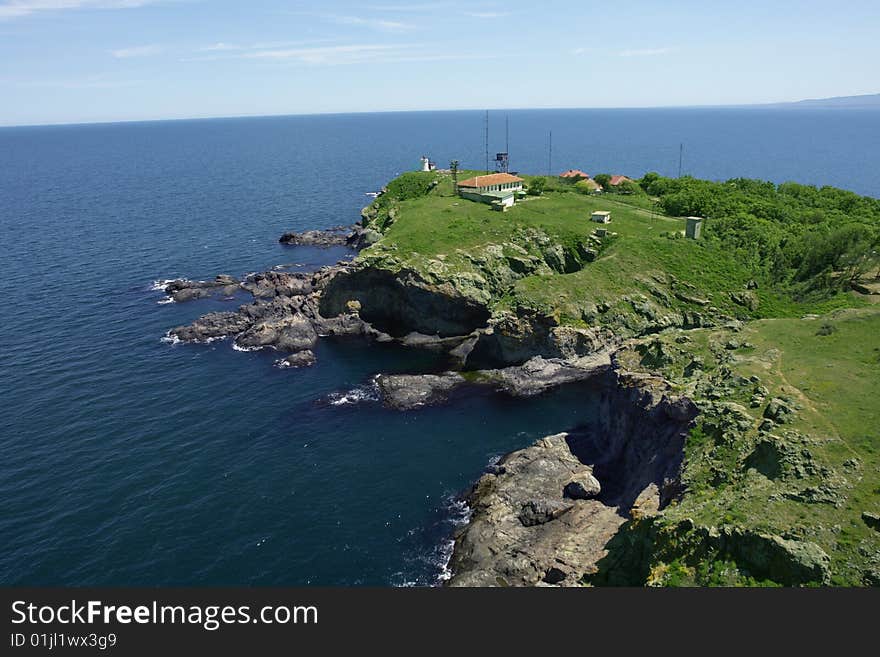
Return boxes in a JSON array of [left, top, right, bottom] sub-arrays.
[[2, 95, 879, 129]]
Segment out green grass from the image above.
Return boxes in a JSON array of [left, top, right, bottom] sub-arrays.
[[616, 308, 880, 585], [362, 171, 880, 584], [363, 171, 862, 327]]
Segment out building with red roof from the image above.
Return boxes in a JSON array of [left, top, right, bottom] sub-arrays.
[[559, 169, 590, 180], [457, 173, 525, 210]]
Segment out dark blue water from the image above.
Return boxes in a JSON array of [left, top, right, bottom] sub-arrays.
[[1, 109, 878, 585]]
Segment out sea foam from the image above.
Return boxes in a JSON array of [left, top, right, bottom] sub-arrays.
[[324, 378, 380, 406]]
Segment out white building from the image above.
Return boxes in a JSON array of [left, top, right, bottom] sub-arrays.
[[457, 173, 524, 209], [591, 211, 612, 223]]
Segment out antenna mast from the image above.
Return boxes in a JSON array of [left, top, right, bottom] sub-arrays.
[[548, 130, 553, 176], [678, 143, 683, 178], [506, 115, 509, 168], [484, 110, 490, 175]]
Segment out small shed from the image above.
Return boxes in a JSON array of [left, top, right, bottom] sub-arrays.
[[591, 211, 612, 224], [686, 216, 703, 239]]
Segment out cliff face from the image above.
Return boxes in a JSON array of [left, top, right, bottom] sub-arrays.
[[447, 364, 836, 588], [448, 370, 699, 587], [318, 247, 621, 367], [319, 265, 491, 338], [161, 173, 876, 586]]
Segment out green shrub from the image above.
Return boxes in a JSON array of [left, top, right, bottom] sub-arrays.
[[527, 177, 546, 196]]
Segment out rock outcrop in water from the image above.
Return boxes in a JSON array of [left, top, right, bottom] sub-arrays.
[[279, 227, 352, 247], [448, 431, 622, 586], [167, 265, 393, 358], [375, 372, 467, 410], [373, 354, 613, 410], [163, 275, 240, 302], [278, 224, 382, 250]]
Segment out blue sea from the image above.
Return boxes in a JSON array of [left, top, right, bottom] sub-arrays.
[[1, 108, 878, 586]]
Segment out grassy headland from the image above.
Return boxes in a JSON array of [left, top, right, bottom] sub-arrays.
[[356, 168, 879, 585], [361, 170, 874, 330]]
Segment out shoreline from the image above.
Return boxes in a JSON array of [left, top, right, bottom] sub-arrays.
[[153, 172, 879, 587]]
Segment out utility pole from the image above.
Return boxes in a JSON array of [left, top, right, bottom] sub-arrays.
[[450, 159, 459, 193], [548, 130, 553, 176], [484, 110, 490, 175], [678, 143, 683, 178], [505, 115, 509, 171]]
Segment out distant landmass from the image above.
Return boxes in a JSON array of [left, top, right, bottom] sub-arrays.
[[761, 92, 880, 109]]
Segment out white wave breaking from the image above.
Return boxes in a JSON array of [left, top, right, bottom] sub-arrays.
[[149, 278, 178, 292], [160, 331, 182, 345], [436, 498, 472, 584], [231, 342, 268, 353], [161, 332, 228, 346], [324, 378, 380, 406]]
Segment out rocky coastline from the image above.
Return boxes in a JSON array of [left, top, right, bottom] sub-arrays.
[[447, 368, 699, 586], [156, 197, 861, 586], [159, 243, 715, 585]]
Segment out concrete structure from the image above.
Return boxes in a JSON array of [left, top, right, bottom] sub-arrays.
[[591, 211, 612, 223], [686, 216, 703, 239], [458, 173, 524, 209]]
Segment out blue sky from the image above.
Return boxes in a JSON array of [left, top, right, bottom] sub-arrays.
[[1, 0, 878, 126]]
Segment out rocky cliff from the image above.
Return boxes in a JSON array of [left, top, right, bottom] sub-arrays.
[[447, 368, 698, 586], [158, 173, 877, 586]]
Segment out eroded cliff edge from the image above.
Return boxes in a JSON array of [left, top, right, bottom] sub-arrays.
[[448, 369, 698, 586], [159, 170, 880, 586]]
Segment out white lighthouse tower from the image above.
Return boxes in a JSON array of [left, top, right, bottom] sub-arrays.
[[420, 155, 431, 172]]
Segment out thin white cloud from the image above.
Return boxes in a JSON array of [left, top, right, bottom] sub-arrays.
[[111, 43, 163, 58], [0, 1, 161, 21], [198, 42, 245, 52], [618, 47, 672, 57], [22, 75, 143, 88], [237, 43, 492, 67], [186, 39, 341, 61], [331, 14, 415, 31], [366, 3, 445, 10], [463, 11, 509, 18], [369, 52, 498, 65], [244, 44, 401, 65]]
